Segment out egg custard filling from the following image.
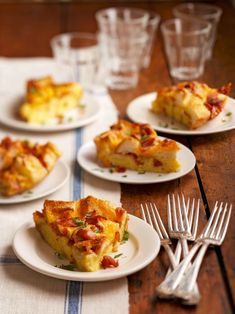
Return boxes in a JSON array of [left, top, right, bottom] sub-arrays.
[[0, 136, 61, 196], [19, 76, 83, 125], [33, 196, 128, 272], [152, 81, 231, 129], [94, 120, 180, 173]]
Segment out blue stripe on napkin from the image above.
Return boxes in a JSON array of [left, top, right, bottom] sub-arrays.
[[65, 128, 83, 314], [0, 256, 21, 264]]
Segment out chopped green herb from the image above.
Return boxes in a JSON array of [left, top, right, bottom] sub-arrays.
[[114, 253, 123, 259], [58, 264, 77, 271], [226, 112, 232, 117], [54, 252, 65, 260], [109, 168, 114, 173], [138, 170, 146, 175], [222, 119, 227, 123], [93, 168, 104, 173], [141, 135, 149, 141], [78, 103, 86, 108], [67, 117, 74, 123], [122, 175, 127, 178], [73, 217, 86, 227], [94, 228, 101, 234], [123, 230, 129, 241]]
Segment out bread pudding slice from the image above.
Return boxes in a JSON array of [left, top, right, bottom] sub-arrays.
[[94, 120, 180, 173], [152, 81, 231, 129], [0, 137, 61, 196], [19, 76, 83, 125], [33, 196, 128, 272]]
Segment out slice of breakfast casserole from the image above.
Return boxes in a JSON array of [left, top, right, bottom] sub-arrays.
[[19, 76, 83, 125], [0, 136, 61, 196], [152, 81, 231, 129], [94, 120, 180, 173], [33, 196, 128, 272]]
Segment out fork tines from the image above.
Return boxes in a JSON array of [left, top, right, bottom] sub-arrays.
[[141, 203, 171, 244], [167, 194, 191, 237], [198, 201, 232, 244]]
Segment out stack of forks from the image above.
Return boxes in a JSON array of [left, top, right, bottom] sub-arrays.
[[141, 194, 232, 305]]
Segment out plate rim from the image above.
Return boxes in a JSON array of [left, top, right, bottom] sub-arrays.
[[0, 159, 70, 204], [127, 92, 235, 136], [13, 214, 160, 282], [77, 140, 196, 184], [0, 92, 102, 132]]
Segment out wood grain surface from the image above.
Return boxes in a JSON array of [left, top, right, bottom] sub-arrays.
[[0, 1, 234, 313]]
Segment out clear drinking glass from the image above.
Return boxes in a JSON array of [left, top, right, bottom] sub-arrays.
[[173, 3, 222, 59], [96, 7, 149, 89], [161, 18, 211, 80], [142, 11, 161, 68], [51, 32, 99, 87]]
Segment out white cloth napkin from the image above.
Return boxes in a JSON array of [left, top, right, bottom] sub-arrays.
[[0, 58, 129, 314]]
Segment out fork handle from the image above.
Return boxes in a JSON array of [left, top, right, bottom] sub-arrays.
[[180, 238, 201, 305], [174, 243, 209, 302], [163, 244, 178, 269], [156, 242, 201, 297]]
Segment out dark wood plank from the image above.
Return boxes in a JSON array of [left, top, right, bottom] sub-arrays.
[[189, 0, 235, 306], [0, 3, 61, 57]]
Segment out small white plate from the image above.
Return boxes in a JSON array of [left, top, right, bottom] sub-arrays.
[[13, 215, 160, 282], [0, 92, 101, 132], [77, 140, 196, 184], [127, 92, 235, 135], [0, 160, 70, 204]]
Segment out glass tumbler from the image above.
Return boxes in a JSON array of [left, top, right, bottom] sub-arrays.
[[161, 18, 211, 80], [173, 3, 222, 59], [51, 32, 99, 87], [96, 7, 149, 89]]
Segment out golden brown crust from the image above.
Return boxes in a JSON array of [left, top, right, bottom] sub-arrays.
[[19, 76, 83, 125], [0, 136, 61, 196], [152, 81, 230, 129], [94, 120, 180, 173], [33, 196, 128, 272]]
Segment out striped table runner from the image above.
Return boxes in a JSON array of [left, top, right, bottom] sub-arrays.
[[0, 58, 129, 314]]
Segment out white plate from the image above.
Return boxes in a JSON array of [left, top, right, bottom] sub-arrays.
[[13, 215, 160, 282], [0, 160, 70, 204], [127, 92, 235, 135], [0, 92, 101, 132], [77, 140, 196, 184]]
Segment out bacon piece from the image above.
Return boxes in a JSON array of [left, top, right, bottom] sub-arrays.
[[85, 211, 106, 225], [114, 166, 126, 173], [116, 207, 125, 221], [56, 217, 78, 227], [218, 83, 231, 95], [1, 137, 13, 149], [141, 137, 155, 148], [205, 94, 223, 118], [154, 159, 163, 167], [141, 125, 152, 135], [76, 229, 98, 240], [101, 256, 119, 269]]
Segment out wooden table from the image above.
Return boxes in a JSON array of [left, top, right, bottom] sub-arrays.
[[0, 1, 234, 313]]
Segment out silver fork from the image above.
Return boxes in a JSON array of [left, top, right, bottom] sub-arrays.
[[141, 202, 186, 301], [141, 203, 178, 271], [156, 201, 232, 303], [166, 194, 200, 304]]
